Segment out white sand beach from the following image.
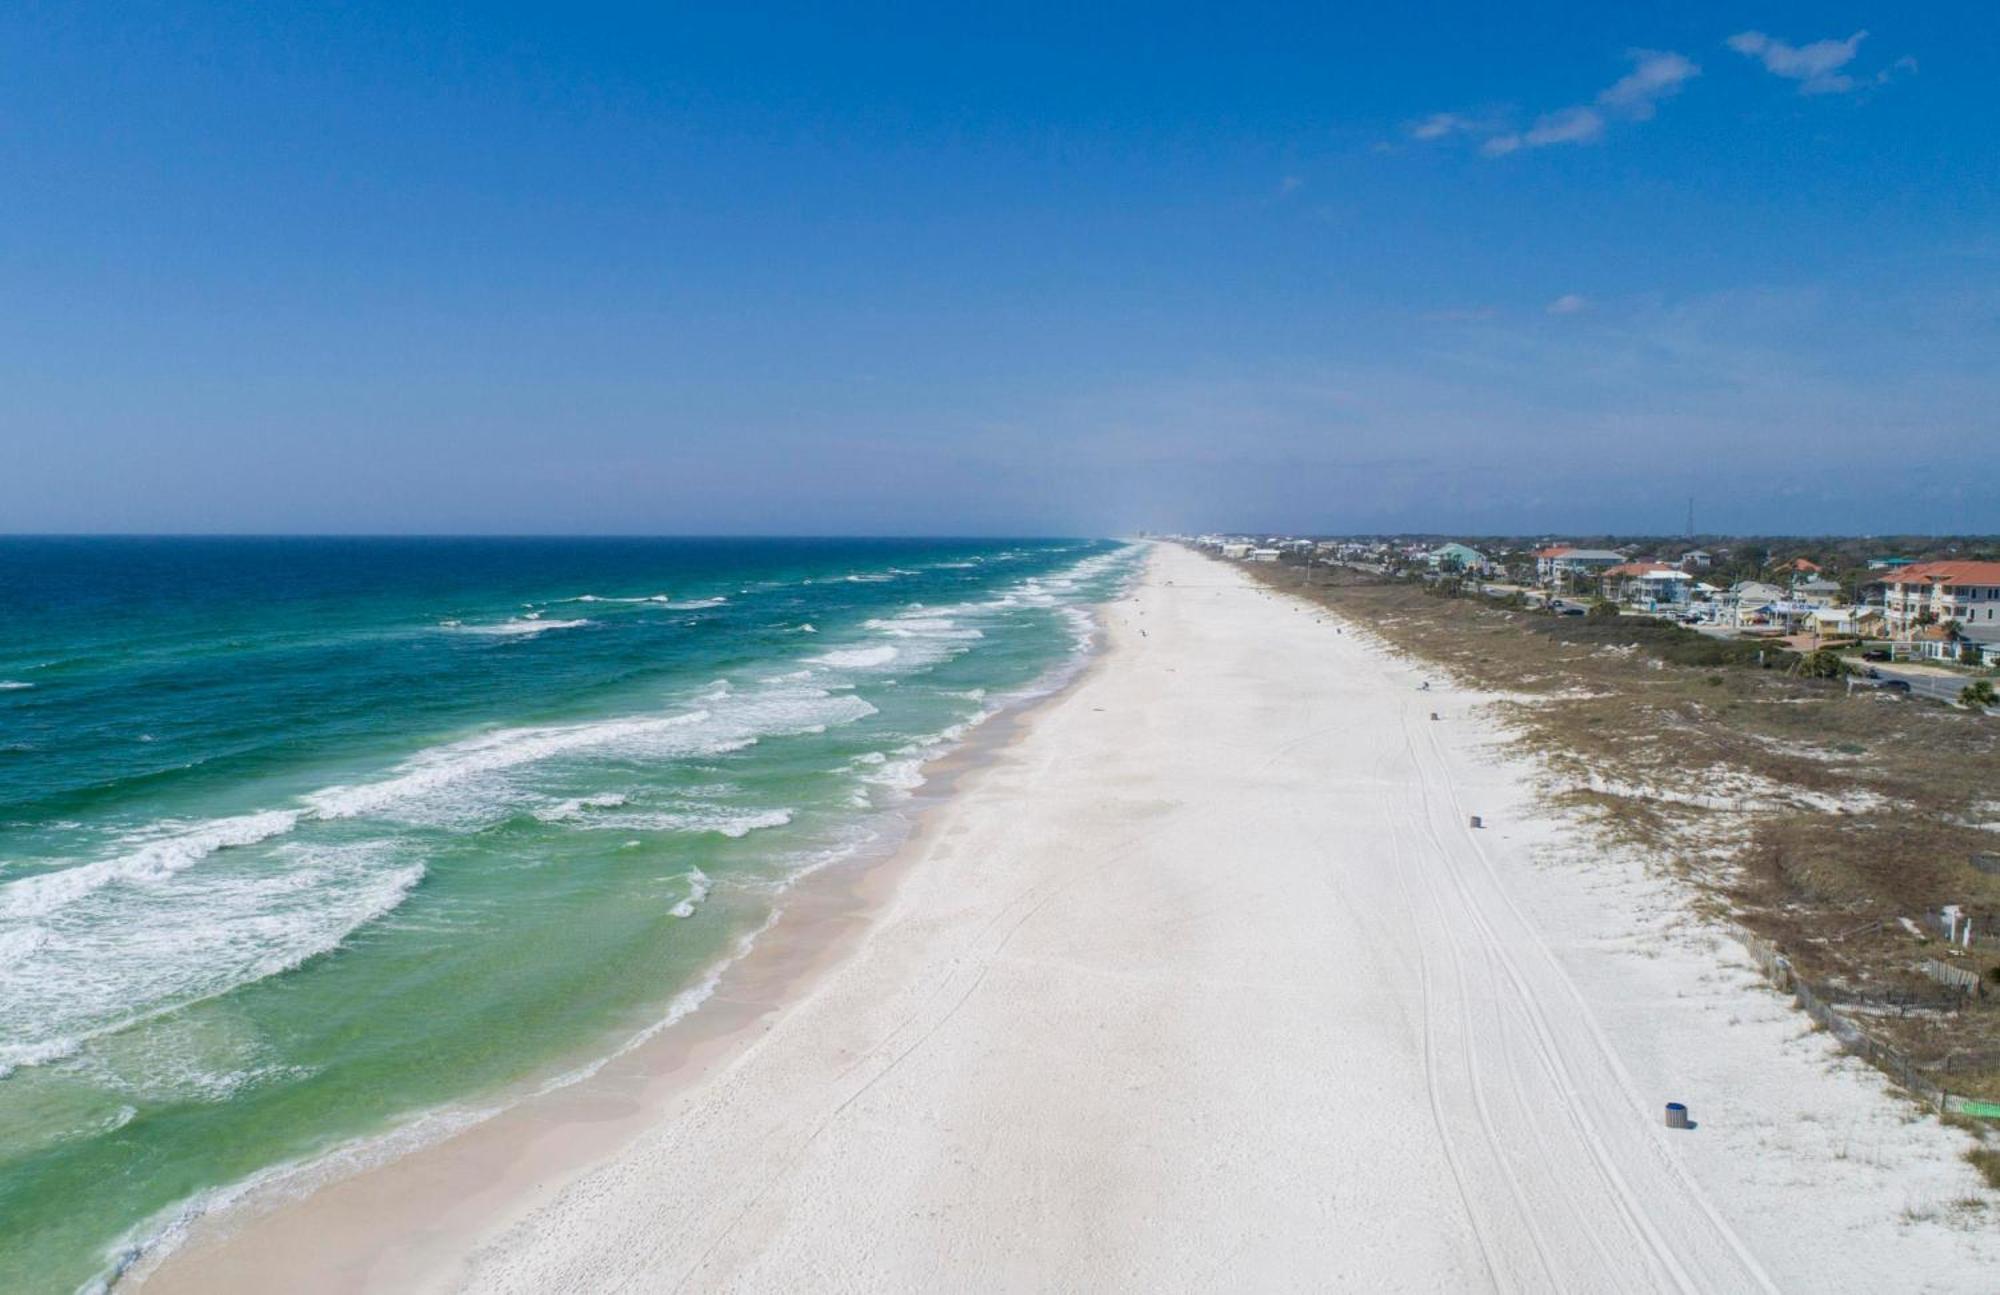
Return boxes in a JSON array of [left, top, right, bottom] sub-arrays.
[[142, 543, 1999, 1292]]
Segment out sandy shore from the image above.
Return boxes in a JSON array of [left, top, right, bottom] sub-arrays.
[[141, 543, 1998, 1292]]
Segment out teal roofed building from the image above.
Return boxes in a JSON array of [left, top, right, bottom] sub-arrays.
[[1426, 542, 1491, 573]]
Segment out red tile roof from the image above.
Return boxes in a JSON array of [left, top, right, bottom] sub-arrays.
[[1888, 561, 2000, 588]]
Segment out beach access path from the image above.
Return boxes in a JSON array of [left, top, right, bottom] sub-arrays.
[[145, 542, 1999, 1292]]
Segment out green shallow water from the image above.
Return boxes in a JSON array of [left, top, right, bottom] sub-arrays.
[[0, 537, 1137, 1291]]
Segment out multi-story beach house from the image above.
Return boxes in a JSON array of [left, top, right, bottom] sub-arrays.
[[1881, 560, 2000, 664], [1425, 542, 1491, 574], [1790, 576, 1844, 608], [1601, 562, 1693, 609], [1534, 546, 1624, 591]]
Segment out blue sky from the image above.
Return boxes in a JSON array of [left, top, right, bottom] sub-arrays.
[[2, 3, 1994, 535]]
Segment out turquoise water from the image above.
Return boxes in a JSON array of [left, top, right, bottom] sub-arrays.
[[0, 537, 1137, 1292]]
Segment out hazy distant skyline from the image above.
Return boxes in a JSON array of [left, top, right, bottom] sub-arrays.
[[3, 4, 1995, 536]]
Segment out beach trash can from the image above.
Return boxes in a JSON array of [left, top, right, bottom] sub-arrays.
[[1665, 1102, 1690, 1130]]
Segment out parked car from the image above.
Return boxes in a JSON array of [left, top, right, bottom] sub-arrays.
[[1862, 648, 1891, 662]]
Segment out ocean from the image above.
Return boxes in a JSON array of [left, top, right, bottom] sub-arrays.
[[0, 536, 1138, 1292]]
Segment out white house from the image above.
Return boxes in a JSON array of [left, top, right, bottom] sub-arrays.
[[1535, 546, 1624, 590], [1603, 562, 1693, 609], [1726, 580, 1789, 630]]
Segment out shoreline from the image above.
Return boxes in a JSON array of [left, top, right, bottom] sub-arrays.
[[140, 544, 2000, 1291], [127, 568, 1130, 1293]]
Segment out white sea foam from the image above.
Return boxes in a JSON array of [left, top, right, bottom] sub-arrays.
[[670, 867, 711, 918], [863, 616, 983, 640], [308, 688, 872, 828], [0, 811, 302, 922], [590, 806, 795, 838], [532, 793, 629, 823], [448, 617, 591, 637], [0, 680, 33, 690], [0, 842, 423, 1079], [812, 645, 899, 669]]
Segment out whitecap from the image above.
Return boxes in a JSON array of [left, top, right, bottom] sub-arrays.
[[532, 793, 629, 823], [812, 646, 898, 669], [447, 618, 591, 637], [0, 842, 423, 1078], [595, 807, 794, 839], [0, 811, 303, 922], [670, 867, 711, 918], [0, 681, 33, 691]]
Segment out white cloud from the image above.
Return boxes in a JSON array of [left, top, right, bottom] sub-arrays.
[[1876, 54, 1919, 86], [1597, 49, 1700, 119], [1426, 47, 1696, 159], [1409, 112, 1467, 140], [1546, 293, 1589, 315], [1485, 105, 1605, 156], [1727, 30, 1867, 95], [1527, 105, 1606, 146]]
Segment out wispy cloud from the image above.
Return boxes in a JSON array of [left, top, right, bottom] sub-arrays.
[[1409, 112, 1467, 140], [1726, 30, 1868, 95], [1486, 106, 1604, 155], [1433, 48, 1699, 158], [1598, 50, 1701, 120], [1546, 293, 1589, 315]]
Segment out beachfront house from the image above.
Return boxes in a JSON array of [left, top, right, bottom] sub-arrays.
[[1882, 560, 2000, 664], [1808, 606, 1884, 639], [1726, 580, 1789, 630], [1249, 548, 1281, 563], [1602, 562, 1693, 610], [1534, 546, 1624, 592], [1220, 542, 1253, 559], [1791, 576, 1844, 608], [1426, 542, 1492, 575]]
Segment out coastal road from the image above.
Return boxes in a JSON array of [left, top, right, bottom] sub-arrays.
[[143, 543, 1999, 1293], [1861, 662, 1978, 706]]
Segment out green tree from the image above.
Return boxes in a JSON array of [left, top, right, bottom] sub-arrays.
[[1588, 598, 1620, 619], [1962, 679, 1998, 710]]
